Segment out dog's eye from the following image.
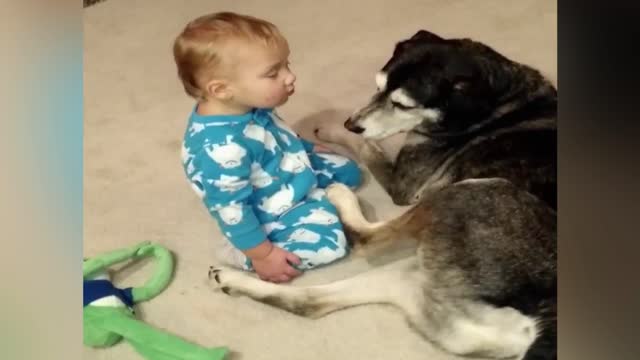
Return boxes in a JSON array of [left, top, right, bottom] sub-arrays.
[[391, 101, 415, 110]]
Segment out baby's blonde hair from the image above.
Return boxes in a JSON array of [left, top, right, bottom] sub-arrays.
[[173, 12, 288, 100]]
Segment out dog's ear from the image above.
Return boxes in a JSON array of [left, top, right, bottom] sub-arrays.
[[409, 30, 445, 43], [391, 30, 444, 59], [384, 30, 446, 72]]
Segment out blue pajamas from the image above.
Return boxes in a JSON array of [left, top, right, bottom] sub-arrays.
[[181, 107, 361, 271], [249, 151, 361, 270], [251, 187, 348, 270]]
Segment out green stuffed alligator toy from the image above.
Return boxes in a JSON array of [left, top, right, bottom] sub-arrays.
[[83, 241, 229, 360]]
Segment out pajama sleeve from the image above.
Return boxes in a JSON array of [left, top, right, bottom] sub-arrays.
[[189, 137, 266, 250]]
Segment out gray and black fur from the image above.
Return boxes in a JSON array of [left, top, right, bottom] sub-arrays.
[[209, 30, 557, 360], [340, 30, 557, 209]]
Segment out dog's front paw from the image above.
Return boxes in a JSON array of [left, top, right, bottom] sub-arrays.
[[207, 266, 248, 295], [208, 266, 281, 301], [326, 183, 357, 208]]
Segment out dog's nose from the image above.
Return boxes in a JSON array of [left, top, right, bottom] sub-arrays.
[[344, 117, 365, 134]]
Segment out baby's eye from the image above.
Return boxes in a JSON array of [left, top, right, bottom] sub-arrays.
[[266, 71, 278, 78]]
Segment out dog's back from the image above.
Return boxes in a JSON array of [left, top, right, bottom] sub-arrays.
[[440, 91, 557, 210]]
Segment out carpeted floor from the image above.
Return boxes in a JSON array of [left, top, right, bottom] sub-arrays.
[[83, 1, 556, 359]]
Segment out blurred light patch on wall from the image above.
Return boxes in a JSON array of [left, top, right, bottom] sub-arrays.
[[0, 1, 82, 359]]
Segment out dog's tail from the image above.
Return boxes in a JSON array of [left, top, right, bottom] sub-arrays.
[[523, 294, 557, 360]]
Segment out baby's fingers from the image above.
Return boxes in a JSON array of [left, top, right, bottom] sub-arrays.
[[285, 252, 301, 265], [284, 265, 301, 278]]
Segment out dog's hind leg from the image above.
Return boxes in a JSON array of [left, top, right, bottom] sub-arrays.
[[422, 301, 539, 360], [209, 256, 422, 319]]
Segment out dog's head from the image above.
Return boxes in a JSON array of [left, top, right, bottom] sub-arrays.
[[346, 30, 516, 140]]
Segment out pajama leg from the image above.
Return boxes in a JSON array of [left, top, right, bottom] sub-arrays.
[[308, 152, 362, 189], [267, 199, 350, 270], [221, 196, 351, 272]]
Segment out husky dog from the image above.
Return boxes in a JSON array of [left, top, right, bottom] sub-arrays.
[[209, 30, 557, 360]]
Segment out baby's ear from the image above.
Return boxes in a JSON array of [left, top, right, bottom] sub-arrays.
[[205, 79, 232, 100]]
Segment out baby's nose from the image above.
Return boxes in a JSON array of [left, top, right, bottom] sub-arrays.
[[286, 72, 296, 85]]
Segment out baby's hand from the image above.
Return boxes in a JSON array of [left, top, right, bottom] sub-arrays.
[[252, 245, 302, 283]]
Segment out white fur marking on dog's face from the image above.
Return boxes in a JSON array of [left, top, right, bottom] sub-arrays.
[[375, 72, 388, 91], [419, 108, 442, 122], [356, 106, 442, 140], [390, 89, 417, 108]]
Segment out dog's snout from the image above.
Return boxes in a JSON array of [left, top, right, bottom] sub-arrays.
[[351, 126, 365, 134], [344, 117, 365, 134]]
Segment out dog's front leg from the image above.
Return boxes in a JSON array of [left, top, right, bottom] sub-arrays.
[[209, 257, 421, 319], [314, 126, 397, 194]]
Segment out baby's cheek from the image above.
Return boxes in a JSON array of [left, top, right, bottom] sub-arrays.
[[264, 92, 279, 104], [264, 89, 286, 104]]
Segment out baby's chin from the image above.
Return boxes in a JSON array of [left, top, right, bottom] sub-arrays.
[[272, 94, 292, 107], [277, 96, 290, 106], [255, 91, 293, 109]]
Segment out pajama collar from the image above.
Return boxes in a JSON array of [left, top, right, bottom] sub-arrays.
[[191, 107, 273, 127]]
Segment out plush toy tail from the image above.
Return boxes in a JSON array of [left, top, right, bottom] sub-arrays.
[[99, 311, 229, 360]]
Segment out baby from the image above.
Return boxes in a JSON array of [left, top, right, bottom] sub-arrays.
[[173, 12, 362, 283]]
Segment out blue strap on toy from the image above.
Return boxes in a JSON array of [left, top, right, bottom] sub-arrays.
[[83, 279, 135, 308]]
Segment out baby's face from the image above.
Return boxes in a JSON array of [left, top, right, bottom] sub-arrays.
[[230, 41, 296, 109]]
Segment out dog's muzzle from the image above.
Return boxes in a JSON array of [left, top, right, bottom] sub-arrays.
[[344, 117, 365, 134]]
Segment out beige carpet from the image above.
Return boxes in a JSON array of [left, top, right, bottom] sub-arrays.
[[83, 1, 556, 359]]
